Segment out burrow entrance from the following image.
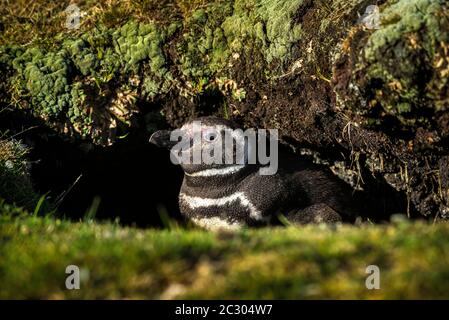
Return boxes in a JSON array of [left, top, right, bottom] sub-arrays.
[[2, 111, 184, 227]]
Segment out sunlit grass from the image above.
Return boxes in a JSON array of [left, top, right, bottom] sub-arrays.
[[1, 201, 449, 299]]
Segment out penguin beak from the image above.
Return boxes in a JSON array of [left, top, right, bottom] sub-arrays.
[[149, 130, 176, 149]]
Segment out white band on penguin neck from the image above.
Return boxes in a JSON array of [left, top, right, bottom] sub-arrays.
[[184, 164, 245, 177]]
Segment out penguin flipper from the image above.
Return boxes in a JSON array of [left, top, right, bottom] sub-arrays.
[[286, 203, 342, 224]]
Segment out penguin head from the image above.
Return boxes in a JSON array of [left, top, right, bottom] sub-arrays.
[[149, 116, 251, 177]]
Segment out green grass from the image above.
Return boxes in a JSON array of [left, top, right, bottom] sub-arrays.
[[1, 201, 449, 299]]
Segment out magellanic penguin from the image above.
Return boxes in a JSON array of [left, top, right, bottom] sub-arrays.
[[149, 116, 356, 231]]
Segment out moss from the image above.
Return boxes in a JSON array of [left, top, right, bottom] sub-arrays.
[[1, 19, 171, 146], [177, 0, 305, 80], [256, 0, 303, 64], [112, 21, 167, 74], [66, 39, 99, 77], [338, 0, 449, 126], [17, 49, 72, 117], [0, 0, 361, 146], [176, 2, 232, 79]]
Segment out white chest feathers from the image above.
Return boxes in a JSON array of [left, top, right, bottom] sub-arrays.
[[179, 191, 264, 231], [190, 217, 243, 232]]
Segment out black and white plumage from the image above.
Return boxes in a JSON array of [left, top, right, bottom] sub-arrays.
[[149, 117, 355, 231]]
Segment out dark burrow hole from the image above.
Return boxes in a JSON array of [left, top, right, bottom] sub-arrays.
[[28, 134, 406, 226], [2, 111, 184, 228], [29, 132, 184, 228]]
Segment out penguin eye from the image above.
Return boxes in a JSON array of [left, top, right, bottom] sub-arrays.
[[203, 131, 217, 142]]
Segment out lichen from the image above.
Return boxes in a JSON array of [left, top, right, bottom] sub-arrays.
[[0, 0, 327, 145], [177, 0, 306, 80], [256, 0, 303, 64], [1, 20, 171, 145], [112, 21, 167, 74], [339, 0, 449, 127]]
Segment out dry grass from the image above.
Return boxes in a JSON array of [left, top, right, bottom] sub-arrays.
[[0, 0, 216, 45]]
